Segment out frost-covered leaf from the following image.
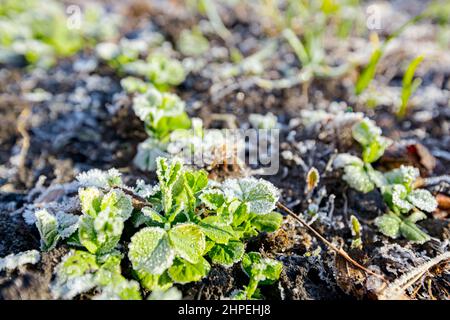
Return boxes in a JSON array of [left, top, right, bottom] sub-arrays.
[[399, 220, 430, 244], [384, 184, 414, 213], [128, 227, 174, 275], [222, 178, 278, 215], [51, 250, 99, 299], [208, 241, 245, 267], [362, 137, 391, 163], [135, 269, 173, 292], [35, 209, 60, 251], [167, 257, 210, 284], [100, 189, 133, 220], [366, 164, 387, 188], [251, 212, 283, 233], [333, 153, 364, 169], [352, 118, 382, 147], [0, 250, 40, 272], [200, 216, 235, 244], [79, 187, 104, 216], [168, 223, 205, 264], [177, 28, 209, 57], [342, 165, 375, 193], [76, 168, 122, 189], [148, 287, 182, 300], [375, 213, 402, 239], [120, 76, 151, 94], [146, 54, 186, 87], [405, 210, 427, 223], [407, 189, 437, 212], [156, 157, 184, 213], [140, 207, 166, 226], [56, 211, 80, 239], [200, 189, 226, 210], [133, 137, 168, 172], [242, 252, 282, 284], [79, 209, 124, 255], [384, 165, 419, 190]]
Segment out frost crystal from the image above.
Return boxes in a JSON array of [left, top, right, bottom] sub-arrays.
[[76, 168, 122, 189], [0, 250, 40, 272], [35, 209, 60, 251]]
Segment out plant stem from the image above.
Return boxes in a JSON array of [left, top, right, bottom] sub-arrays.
[[276, 202, 387, 281]]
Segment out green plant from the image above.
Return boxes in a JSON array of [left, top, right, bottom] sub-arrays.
[[397, 55, 424, 118], [231, 252, 282, 300], [96, 38, 185, 91], [355, 15, 423, 95], [375, 165, 437, 243], [334, 118, 437, 243], [34, 157, 282, 299], [333, 118, 391, 193], [177, 27, 209, 57], [0, 0, 120, 68]]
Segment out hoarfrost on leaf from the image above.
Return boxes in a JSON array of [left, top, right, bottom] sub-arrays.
[[35, 209, 60, 251], [168, 223, 206, 264], [222, 178, 278, 215], [128, 227, 175, 275], [76, 168, 122, 189], [407, 189, 437, 212]]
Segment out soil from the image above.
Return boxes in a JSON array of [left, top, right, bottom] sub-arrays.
[[0, 0, 449, 300]]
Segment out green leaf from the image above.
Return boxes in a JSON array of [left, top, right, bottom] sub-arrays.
[[133, 137, 168, 172], [167, 257, 211, 284], [128, 227, 174, 275], [398, 55, 424, 118], [384, 165, 419, 190], [365, 164, 387, 188], [251, 212, 283, 233], [100, 189, 133, 220], [200, 189, 226, 210], [362, 137, 391, 163], [405, 210, 427, 223], [208, 241, 245, 267], [78, 187, 103, 217], [200, 216, 235, 244], [134, 269, 173, 291], [333, 153, 364, 169], [407, 189, 437, 213], [399, 220, 430, 244], [242, 252, 282, 284], [352, 118, 382, 147], [140, 207, 167, 226], [222, 178, 279, 215], [156, 157, 184, 214], [342, 165, 375, 193], [79, 208, 124, 255], [35, 209, 60, 251], [306, 167, 320, 192], [168, 223, 206, 264], [385, 184, 414, 213], [375, 213, 402, 239], [355, 47, 382, 95]]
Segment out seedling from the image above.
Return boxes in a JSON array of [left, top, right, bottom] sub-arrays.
[[397, 55, 424, 118], [355, 15, 423, 95], [177, 27, 209, 57], [350, 215, 362, 249], [231, 252, 282, 300], [333, 118, 391, 193], [335, 118, 437, 243]]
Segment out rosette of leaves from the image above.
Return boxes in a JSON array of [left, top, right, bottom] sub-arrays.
[[375, 165, 437, 243], [334, 118, 391, 193], [231, 252, 282, 300], [132, 88, 191, 140], [132, 89, 191, 171], [128, 157, 282, 291]]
